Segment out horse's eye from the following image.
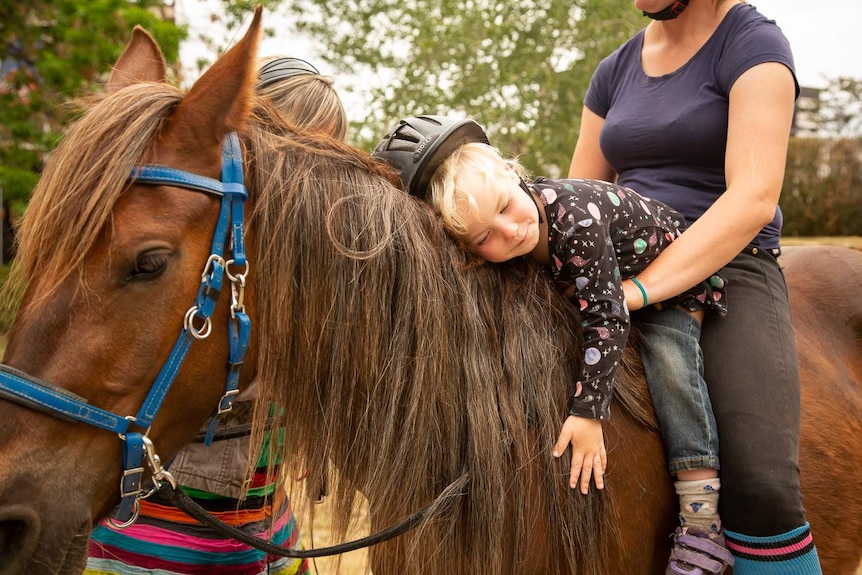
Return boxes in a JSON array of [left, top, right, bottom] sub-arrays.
[[131, 250, 170, 278]]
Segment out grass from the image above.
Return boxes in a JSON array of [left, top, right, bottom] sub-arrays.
[[299, 498, 370, 574], [781, 235, 862, 248]]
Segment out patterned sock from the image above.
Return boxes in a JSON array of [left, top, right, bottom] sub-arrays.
[[675, 477, 721, 534], [724, 523, 822, 574]]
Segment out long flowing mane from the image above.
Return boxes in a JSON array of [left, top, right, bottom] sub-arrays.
[[9, 84, 183, 310], [242, 101, 648, 573]]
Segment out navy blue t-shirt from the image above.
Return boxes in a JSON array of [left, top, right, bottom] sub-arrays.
[[584, 3, 798, 250]]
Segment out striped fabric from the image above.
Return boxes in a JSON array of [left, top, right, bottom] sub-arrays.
[[86, 466, 309, 575], [724, 523, 821, 574]]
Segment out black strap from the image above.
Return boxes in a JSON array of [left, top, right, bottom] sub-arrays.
[[156, 472, 469, 558], [643, 0, 689, 20]]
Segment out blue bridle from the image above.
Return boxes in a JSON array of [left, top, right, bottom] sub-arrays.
[[0, 132, 251, 528]]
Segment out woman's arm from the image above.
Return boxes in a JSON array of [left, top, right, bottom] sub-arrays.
[[581, 62, 796, 308], [568, 106, 617, 182]]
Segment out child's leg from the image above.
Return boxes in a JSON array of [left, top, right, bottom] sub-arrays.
[[639, 307, 723, 529], [636, 306, 731, 572], [675, 469, 721, 533], [671, 309, 721, 534], [635, 305, 720, 487]]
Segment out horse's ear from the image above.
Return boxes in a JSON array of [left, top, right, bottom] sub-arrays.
[[107, 26, 167, 92], [166, 6, 262, 149]]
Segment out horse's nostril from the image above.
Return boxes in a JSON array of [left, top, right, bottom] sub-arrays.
[[0, 506, 40, 572]]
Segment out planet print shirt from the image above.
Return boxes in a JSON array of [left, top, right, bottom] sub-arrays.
[[531, 177, 685, 420]]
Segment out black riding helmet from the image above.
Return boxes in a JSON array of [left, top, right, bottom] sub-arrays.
[[372, 115, 489, 198], [256, 57, 321, 89]]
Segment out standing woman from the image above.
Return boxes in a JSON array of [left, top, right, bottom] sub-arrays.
[[85, 57, 348, 575], [568, 1, 821, 574]]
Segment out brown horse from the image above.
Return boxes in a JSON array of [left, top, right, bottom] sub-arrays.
[[0, 10, 859, 575]]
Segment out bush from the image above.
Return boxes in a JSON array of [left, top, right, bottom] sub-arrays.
[[780, 138, 862, 236], [0, 166, 38, 205]]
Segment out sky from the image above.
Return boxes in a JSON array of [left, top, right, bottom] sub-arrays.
[[748, 0, 860, 88], [175, 0, 861, 94]]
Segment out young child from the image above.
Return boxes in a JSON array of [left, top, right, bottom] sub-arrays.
[[373, 115, 733, 574]]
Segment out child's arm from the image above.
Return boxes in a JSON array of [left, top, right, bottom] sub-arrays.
[[553, 415, 607, 494]]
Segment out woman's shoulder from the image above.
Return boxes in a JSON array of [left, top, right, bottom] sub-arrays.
[[713, 3, 797, 92], [594, 30, 644, 77], [721, 3, 792, 47]]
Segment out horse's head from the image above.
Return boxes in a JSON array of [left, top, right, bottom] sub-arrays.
[[0, 9, 261, 574]]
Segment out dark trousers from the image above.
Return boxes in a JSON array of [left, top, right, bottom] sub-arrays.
[[699, 247, 806, 536]]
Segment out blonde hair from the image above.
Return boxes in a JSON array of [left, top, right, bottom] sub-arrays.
[[255, 56, 349, 141], [428, 142, 527, 236]]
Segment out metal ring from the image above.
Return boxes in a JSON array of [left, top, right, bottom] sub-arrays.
[[184, 306, 212, 339], [225, 259, 249, 284], [201, 254, 225, 282], [104, 499, 140, 530]]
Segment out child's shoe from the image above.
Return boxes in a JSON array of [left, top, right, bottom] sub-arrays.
[[666, 525, 734, 574]]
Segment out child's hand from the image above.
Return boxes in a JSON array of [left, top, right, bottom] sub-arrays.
[[553, 415, 607, 495]]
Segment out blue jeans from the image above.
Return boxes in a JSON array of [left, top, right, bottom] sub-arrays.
[[635, 306, 719, 474]]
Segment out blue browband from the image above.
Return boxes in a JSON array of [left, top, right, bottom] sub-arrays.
[[0, 132, 251, 528]]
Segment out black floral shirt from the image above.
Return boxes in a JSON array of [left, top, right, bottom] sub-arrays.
[[532, 177, 685, 420]]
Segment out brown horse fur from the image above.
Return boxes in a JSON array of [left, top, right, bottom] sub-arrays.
[[0, 8, 860, 575]]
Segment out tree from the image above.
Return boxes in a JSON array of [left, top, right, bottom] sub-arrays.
[[216, 0, 641, 174], [0, 0, 185, 205], [817, 76, 862, 138]]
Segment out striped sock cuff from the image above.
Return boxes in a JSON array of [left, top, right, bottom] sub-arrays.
[[724, 523, 822, 574]]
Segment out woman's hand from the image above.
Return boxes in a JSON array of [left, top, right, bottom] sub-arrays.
[[553, 415, 607, 494]]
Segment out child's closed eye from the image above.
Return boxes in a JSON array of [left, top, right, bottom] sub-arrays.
[[500, 191, 511, 213]]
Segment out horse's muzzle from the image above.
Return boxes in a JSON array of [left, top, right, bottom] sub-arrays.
[[0, 504, 41, 574]]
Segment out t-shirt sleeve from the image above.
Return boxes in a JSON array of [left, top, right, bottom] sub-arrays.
[[584, 56, 615, 119], [584, 33, 643, 119], [716, 15, 800, 97]]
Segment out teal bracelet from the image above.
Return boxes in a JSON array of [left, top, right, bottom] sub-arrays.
[[631, 277, 648, 306]]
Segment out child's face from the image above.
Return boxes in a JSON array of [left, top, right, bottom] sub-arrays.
[[456, 167, 541, 263]]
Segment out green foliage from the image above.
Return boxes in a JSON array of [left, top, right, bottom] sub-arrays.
[[0, 263, 12, 335], [780, 137, 862, 236], [0, 0, 186, 195], [272, 0, 642, 175], [0, 167, 38, 205]]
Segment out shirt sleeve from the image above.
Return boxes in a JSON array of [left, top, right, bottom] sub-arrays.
[[717, 11, 800, 97], [554, 224, 629, 421], [584, 31, 644, 119], [584, 57, 614, 119]]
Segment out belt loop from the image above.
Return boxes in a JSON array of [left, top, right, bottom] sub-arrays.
[[744, 244, 781, 259]]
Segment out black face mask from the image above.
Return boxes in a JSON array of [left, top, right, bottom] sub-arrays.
[[643, 0, 690, 20]]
